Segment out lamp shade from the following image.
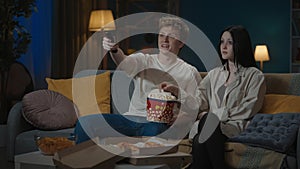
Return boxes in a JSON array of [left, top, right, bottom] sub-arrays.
[[254, 45, 270, 61], [89, 10, 116, 31]]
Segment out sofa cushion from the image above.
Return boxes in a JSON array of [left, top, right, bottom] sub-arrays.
[[22, 90, 77, 130], [224, 142, 285, 169], [260, 94, 300, 114], [46, 71, 111, 116], [229, 113, 300, 154]]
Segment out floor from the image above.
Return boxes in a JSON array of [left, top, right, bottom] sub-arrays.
[[0, 147, 14, 169]]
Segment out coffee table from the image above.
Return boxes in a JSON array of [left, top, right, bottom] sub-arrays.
[[15, 151, 192, 169], [14, 151, 56, 169]]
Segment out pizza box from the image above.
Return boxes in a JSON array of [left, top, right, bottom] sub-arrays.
[[52, 138, 129, 169], [127, 152, 192, 166], [99, 136, 179, 156]]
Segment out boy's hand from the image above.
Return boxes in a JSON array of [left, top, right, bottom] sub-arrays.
[[159, 82, 179, 98], [103, 37, 118, 51]]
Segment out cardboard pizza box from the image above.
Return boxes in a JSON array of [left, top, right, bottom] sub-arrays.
[[127, 152, 192, 166], [100, 137, 192, 167], [100, 136, 179, 156], [52, 138, 129, 169], [52, 137, 186, 169]]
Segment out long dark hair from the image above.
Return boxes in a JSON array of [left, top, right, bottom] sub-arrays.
[[217, 25, 257, 68]]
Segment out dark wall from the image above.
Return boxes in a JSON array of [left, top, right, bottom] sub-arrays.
[[23, 0, 291, 84], [179, 0, 290, 73]]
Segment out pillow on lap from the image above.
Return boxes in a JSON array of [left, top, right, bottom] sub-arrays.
[[22, 89, 77, 130]]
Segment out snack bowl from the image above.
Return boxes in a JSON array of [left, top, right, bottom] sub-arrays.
[[146, 90, 180, 123], [34, 134, 75, 155]]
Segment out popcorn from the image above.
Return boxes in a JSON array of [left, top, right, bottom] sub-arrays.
[[148, 92, 177, 101]]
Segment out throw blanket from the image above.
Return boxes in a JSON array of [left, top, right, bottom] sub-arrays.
[[225, 142, 285, 169], [229, 113, 300, 154]]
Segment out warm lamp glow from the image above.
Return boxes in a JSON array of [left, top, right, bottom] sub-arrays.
[[254, 45, 270, 71], [88, 10, 115, 31], [254, 45, 270, 61]]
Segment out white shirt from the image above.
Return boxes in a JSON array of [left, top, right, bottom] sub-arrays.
[[118, 53, 202, 117]]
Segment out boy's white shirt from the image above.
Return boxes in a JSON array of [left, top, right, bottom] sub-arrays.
[[117, 53, 201, 117]]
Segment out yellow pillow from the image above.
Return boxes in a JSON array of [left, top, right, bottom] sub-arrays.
[[260, 94, 300, 114], [46, 71, 110, 116]]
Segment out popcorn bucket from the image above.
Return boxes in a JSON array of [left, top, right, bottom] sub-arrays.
[[146, 90, 179, 123]]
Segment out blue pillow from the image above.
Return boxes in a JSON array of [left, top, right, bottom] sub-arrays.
[[229, 113, 300, 154]]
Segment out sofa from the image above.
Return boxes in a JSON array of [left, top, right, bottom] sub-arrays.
[[6, 70, 300, 168]]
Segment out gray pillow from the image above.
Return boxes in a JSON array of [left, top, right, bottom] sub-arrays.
[[229, 113, 300, 153], [22, 89, 78, 130]]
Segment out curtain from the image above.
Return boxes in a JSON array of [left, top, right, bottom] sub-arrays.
[[52, 0, 107, 79], [17, 0, 53, 90]]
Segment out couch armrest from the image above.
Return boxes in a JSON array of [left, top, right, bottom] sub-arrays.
[[6, 101, 34, 161]]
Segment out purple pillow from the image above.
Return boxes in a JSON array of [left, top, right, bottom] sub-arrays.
[[22, 90, 78, 130]]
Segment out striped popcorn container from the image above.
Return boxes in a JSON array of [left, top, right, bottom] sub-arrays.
[[146, 90, 179, 123]]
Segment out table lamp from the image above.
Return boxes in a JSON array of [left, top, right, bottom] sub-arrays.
[[89, 10, 115, 31], [254, 45, 270, 71]]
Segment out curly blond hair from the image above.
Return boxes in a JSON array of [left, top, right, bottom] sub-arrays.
[[159, 16, 189, 41]]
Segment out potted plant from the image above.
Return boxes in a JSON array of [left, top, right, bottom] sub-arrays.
[[0, 0, 36, 123]]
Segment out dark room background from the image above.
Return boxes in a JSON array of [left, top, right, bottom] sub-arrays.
[[20, 0, 290, 89]]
